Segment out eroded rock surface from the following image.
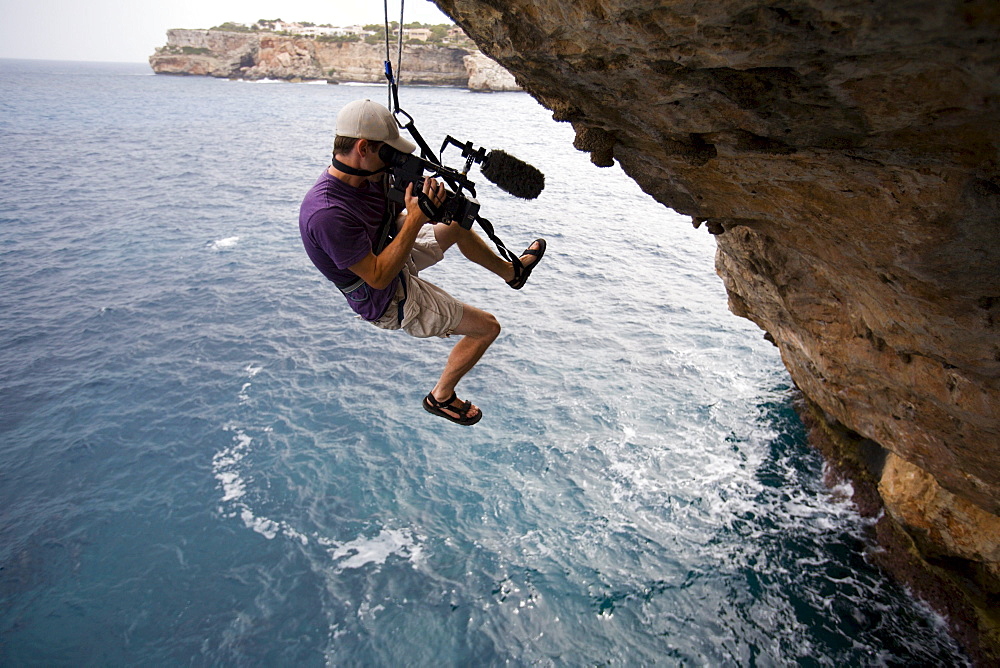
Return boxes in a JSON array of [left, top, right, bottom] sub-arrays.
[[464, 51, 521, 91], [433, 0, 999, 659], [881, 453, 1000, 584]]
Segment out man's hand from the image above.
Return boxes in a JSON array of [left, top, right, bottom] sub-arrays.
[[404, 177, 447, 225], [349, 177, 449, 290]]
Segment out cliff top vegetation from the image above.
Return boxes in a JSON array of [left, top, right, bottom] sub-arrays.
[[207, 19, 472, 47]]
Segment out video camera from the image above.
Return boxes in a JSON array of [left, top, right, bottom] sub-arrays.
[[379, 139, 480, 229], [378, 135, 545, 230]]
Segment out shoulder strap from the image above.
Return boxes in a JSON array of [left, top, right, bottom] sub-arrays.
[[373, 189, 399, 255]]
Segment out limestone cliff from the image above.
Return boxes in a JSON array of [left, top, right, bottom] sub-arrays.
[[149, 29, 518, 90], [464, 52, 520, 91], [432, 0, 1000, 660]]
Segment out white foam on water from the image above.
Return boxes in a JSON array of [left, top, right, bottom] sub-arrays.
[[240, 508, 280, 539], [209, 236, 240, 250], [236, 508, 309, 545], [216, 471, 245, 502], [213, 414, 309, 546], [323, 528, 423, 573], [237, 365, 261, 404], [213, 427, 252, 501], [210, 366, 317, 549], [235, 77, 326, 85]]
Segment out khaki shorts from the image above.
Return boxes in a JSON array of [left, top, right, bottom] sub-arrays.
[[370, 225, 464, 338]]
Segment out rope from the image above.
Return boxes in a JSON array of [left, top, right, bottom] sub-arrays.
[[383, 0, 392, 110], [382, 0, 407, 111], [397, 0, 405, 86]]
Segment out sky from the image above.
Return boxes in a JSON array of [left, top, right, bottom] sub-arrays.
[[0, 0, 453, 63]]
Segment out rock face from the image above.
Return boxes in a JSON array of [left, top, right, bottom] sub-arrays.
[[464, 52, 520, 91], [149, 29, 517, 90], [880, 453, 1000, 585], [433, 0, 999, 660], [317, 41, 469, 85]]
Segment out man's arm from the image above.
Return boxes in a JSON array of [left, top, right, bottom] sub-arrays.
[[349, 179, 443, 289]]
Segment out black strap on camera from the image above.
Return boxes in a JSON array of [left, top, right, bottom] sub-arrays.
[[330, 157, 388, 179]]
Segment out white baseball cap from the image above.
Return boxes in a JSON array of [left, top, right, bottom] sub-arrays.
[[335, 99, 416, 154]]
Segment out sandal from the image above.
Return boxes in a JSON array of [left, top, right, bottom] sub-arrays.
[[423, 391, 483, 426], [507, 239, 546, 290]]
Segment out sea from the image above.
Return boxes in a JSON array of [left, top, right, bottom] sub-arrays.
[[0, 59, 968, 666]]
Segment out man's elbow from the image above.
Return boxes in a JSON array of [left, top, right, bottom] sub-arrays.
[[369, 274, 393, 290]]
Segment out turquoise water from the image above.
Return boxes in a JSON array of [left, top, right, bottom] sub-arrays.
[[0, 59, 966, 665]]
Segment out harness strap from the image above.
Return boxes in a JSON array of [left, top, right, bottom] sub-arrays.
[[396, 269, 408, 325], [383, 192, 407, 325], [335, 275, 366, 295], [373, 205, 395, 254], [335, 269, 406, 325], [332, 199, 407, 325]]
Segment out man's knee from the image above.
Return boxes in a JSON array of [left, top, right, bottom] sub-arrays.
[[455, 304, 501, 341], [485, 313, 501, 340], [432, 222, 463, 252], [471, 311, 501, 341]]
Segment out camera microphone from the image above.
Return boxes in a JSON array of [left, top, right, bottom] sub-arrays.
[[481, 150, 545, 200]]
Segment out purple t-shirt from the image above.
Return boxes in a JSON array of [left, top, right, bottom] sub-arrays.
[[299, 170, 398, 321]]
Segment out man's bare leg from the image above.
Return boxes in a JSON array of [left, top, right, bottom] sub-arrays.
[[433, 223, 541, 284], [429, 304, 500, 421]]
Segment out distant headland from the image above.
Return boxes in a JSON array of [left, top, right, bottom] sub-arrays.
[[148, 19, 519, 91]]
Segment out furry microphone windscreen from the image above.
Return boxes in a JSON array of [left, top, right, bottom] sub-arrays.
[[481, 150, 545, 200]]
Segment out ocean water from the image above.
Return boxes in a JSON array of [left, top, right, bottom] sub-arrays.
[[0, 59, 968, 666]]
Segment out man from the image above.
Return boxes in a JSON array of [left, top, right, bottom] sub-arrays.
[[300, 99, 545, 426]]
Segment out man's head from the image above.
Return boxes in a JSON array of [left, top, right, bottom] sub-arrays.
[[333, 99, 416, 157]]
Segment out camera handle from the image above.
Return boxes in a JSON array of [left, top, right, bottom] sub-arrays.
[[415, 192, 441, 220]]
